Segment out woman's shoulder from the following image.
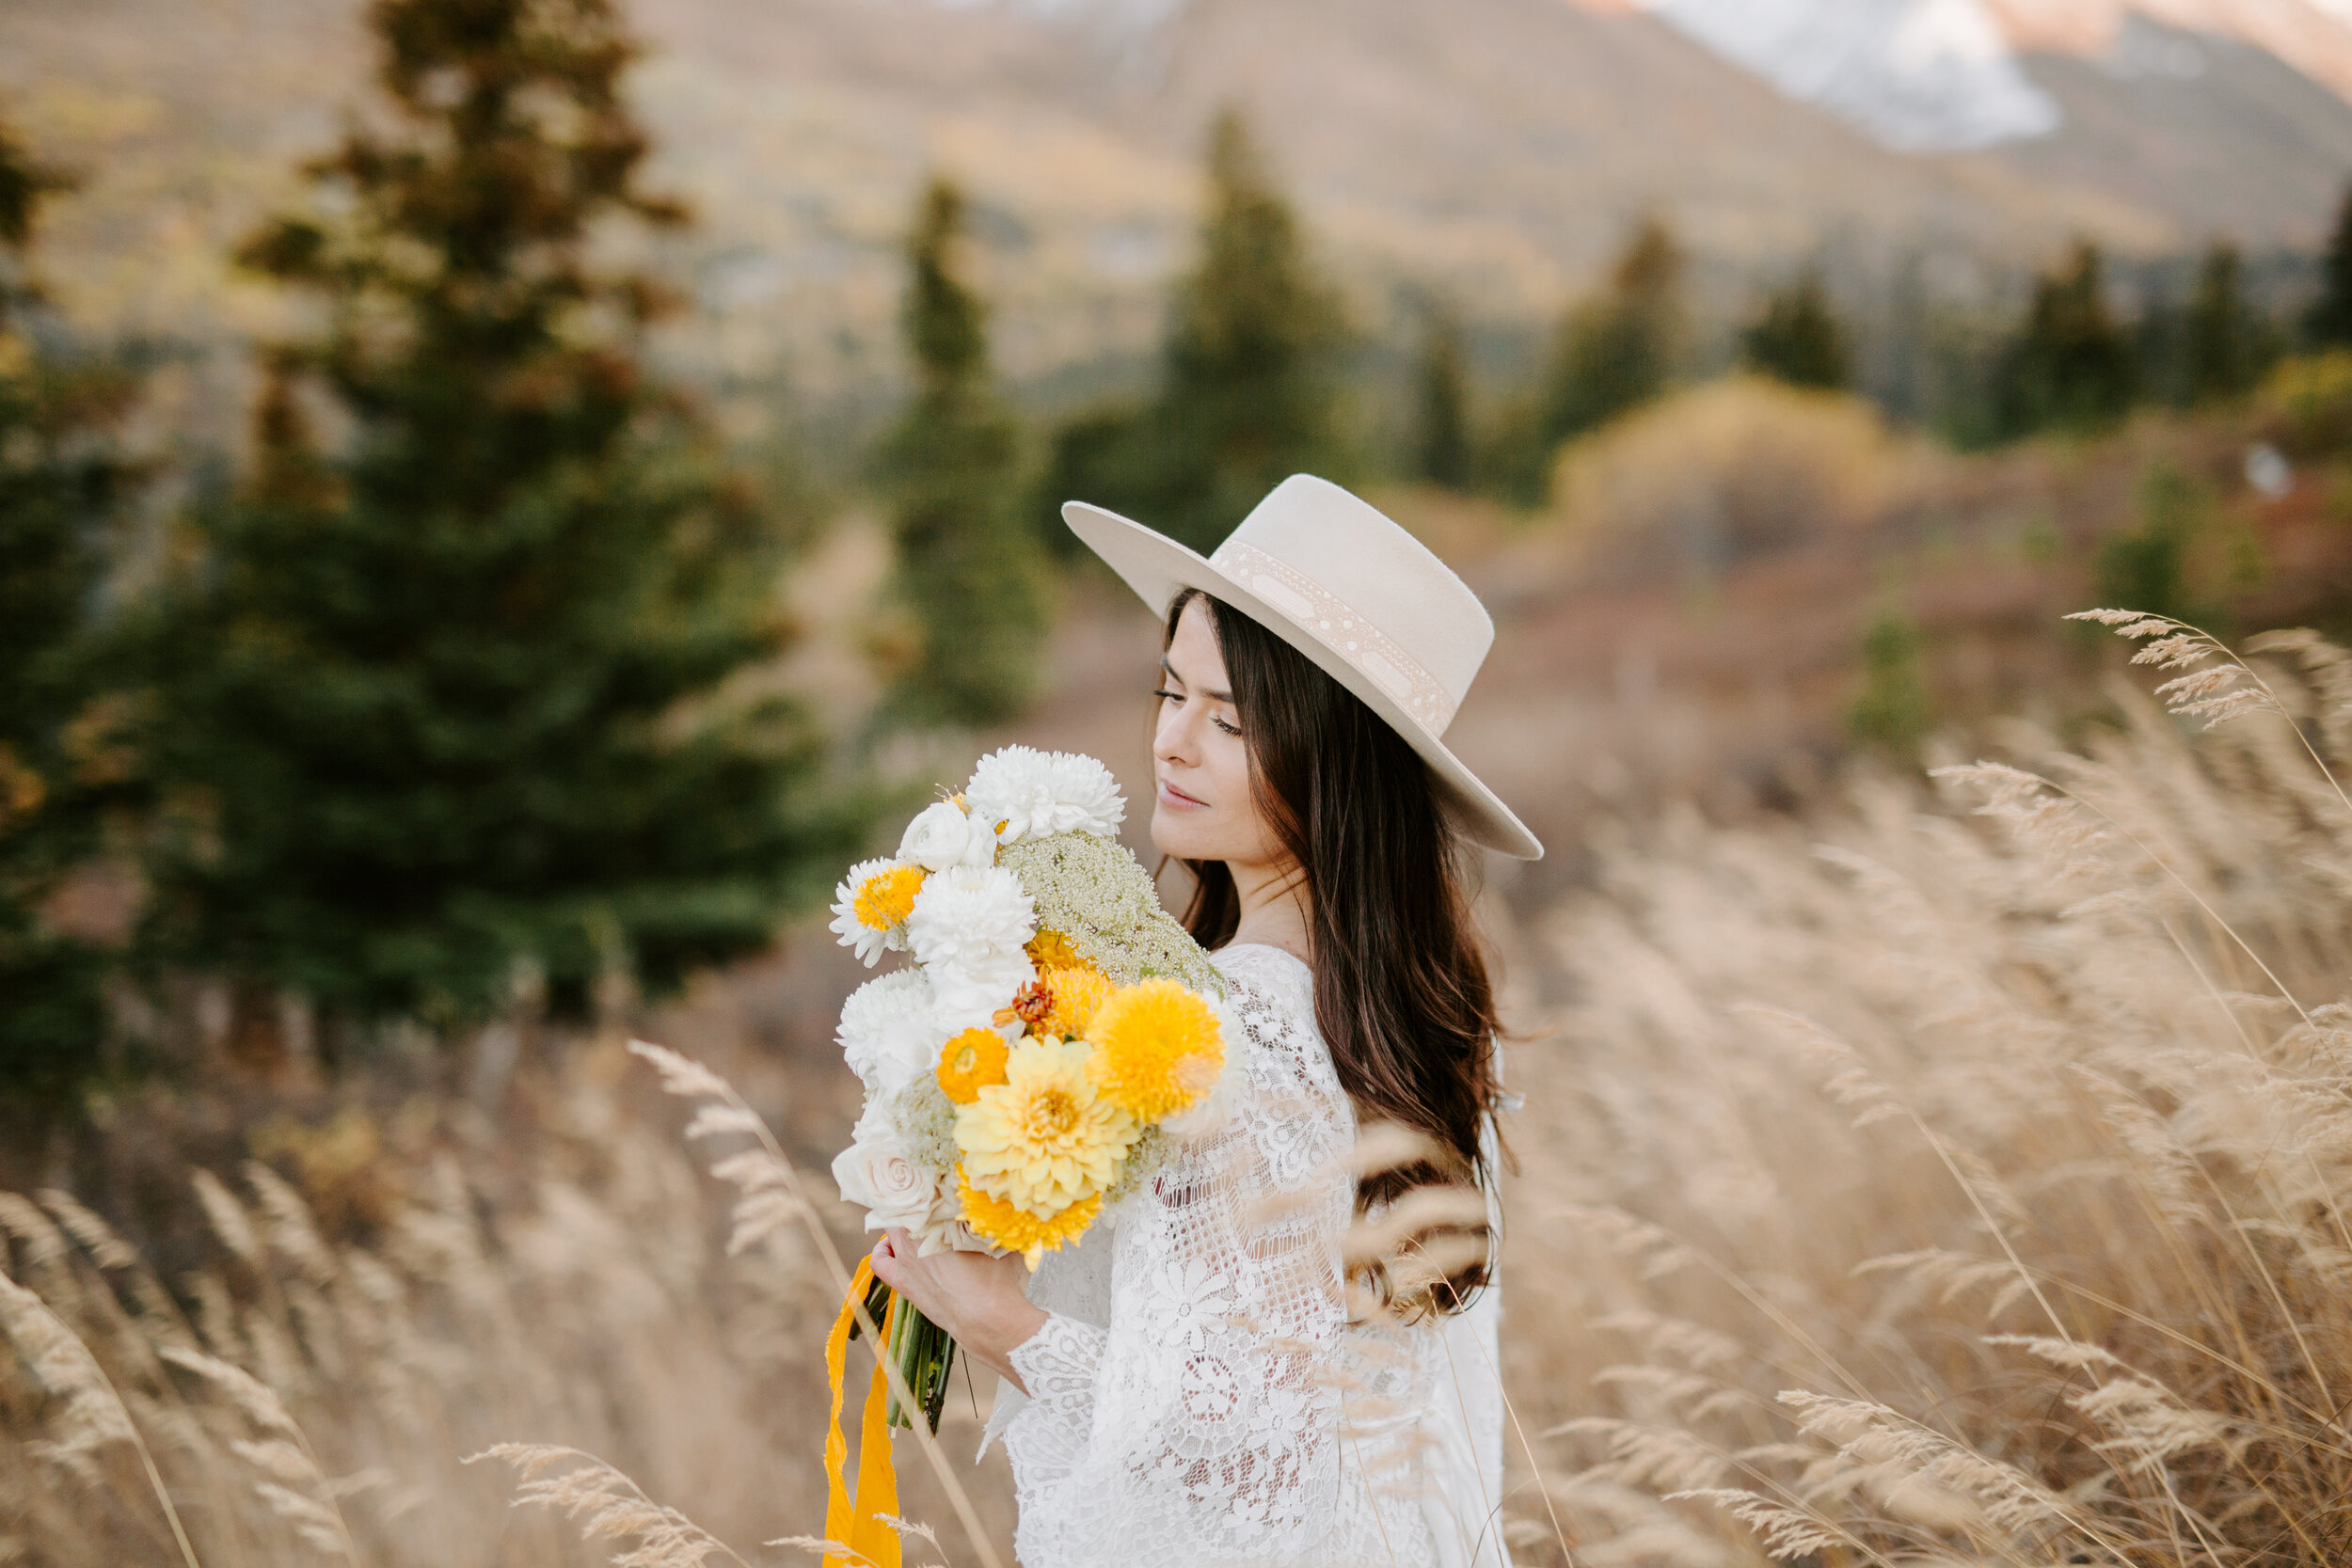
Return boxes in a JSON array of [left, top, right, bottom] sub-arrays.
[[1209, 942, 1343, 1098], [1210, 940, 1312, 1001]]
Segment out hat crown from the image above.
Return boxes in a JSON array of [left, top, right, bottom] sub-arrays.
[[1207, 475, 1491, 736]]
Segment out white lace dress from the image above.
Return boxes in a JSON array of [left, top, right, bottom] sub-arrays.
[[987, 943, 1513, 1568]]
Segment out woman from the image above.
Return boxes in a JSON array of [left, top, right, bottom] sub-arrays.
[[870, 475, 1542, 1568]]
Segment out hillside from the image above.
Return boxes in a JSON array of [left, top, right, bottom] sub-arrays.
[[7, 0, 2352, 446]]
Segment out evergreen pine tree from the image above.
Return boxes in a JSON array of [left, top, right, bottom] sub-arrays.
[[0, 119, 144, 1095], [2183, 239, 2263, 404], [2307, 182, 2352, 348], [1480, 218, 1684, 505], [2133, 285, 2187, 410], [1994, 241, 2136, 437], [1037, 111, 1348, 548], [144, 0, 862, 1040], [879, 176, 1045, 724], [1741, 266, 1850, 390], [1149, 109, 1350, 551], [1541, 218, 1683, 445], [1416, 308, 1473, 491]]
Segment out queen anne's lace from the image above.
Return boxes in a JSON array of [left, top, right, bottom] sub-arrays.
[[1002, 944, 1501, 1568]]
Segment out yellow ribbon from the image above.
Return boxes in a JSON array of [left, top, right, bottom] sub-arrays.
[[823, 1259, 903, 1568]]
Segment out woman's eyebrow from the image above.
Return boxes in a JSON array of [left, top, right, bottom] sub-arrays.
[[1159, 657, 1231, 704]]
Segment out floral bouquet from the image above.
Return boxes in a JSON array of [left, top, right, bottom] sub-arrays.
[[826, 746, 1230, 1431]]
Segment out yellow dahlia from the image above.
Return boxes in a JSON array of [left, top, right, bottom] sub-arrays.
[[852, 863, 926, 931], [1025, 927, 1088, 972], [1085, 978, 1225, 1123], [956, 1038, 1136, 1216], [957, 1169, 1100, 1270], [1037, 964, 1115, 1039], [936, 1026, 1009, 1105]]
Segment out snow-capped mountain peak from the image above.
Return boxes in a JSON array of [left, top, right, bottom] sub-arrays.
[[1598, 0, 2352, 151], [1632, 0, 2060, 150]]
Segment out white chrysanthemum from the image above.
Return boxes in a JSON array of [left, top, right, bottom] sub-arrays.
[[966, 746, 1125, 845], [828, 856, 921, 966], [907, 864, 1038, 1031], [836, 969, 943, 1093]]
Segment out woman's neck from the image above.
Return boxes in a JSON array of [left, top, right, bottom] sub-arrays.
[[1222, 855, 1311, 961]]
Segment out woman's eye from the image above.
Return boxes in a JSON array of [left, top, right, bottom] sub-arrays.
[[1152, 688, 1183, 704], [1213, 715, 1242, 737]]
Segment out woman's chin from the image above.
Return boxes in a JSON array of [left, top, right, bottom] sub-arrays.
[[1149, 808, 1213, 863]]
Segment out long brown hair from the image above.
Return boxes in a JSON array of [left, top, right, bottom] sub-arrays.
[[1165, 588, 1505, 1314]]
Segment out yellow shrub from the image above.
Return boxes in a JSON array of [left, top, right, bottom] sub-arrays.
[[2260, 348, 2352, 456], [1545, 375, 1930, 578]]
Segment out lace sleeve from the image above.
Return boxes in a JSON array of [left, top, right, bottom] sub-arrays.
[[1002, 945, 1356, 1568]]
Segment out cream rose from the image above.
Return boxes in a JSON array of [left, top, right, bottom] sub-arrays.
[[832, 1125, 964, 1254], [898, 800, 997, 873]]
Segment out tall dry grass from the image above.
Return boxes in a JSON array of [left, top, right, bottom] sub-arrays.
[[1502, 614, 2352, 1565], [0, 1036, 860, 1567], [12, 611, 2352, 1567]]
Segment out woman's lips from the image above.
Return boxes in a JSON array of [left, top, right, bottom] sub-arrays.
[[1157, 779, 1206, 809]]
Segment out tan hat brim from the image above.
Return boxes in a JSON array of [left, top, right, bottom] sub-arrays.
[[1064, 499, 1544, 862]]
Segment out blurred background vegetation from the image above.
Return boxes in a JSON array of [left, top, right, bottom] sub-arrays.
[[16, 0, 2352, 1115], [20, 0, 2352, 1560]]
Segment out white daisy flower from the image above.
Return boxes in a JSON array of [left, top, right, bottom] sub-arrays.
[[965, 746, 1125, 844], [827, 857, 922, 966], [906, 864, 1038, 1031], [836, 968, 942, 1094]]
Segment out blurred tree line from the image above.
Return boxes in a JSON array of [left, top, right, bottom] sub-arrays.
[[0, 0, 881, 1096], [11, 0, 2352, 1102]]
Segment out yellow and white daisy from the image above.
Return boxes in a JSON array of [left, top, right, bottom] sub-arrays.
[[828, 858, 925, 967]]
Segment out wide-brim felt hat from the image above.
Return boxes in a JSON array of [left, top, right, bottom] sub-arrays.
[[1063, 474, 1543, 861]]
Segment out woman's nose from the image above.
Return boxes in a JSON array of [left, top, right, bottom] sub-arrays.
[[1154, 705, 1196, 764]]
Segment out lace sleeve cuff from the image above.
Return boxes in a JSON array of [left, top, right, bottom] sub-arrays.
[[1005, 1311, 1106, 1438]]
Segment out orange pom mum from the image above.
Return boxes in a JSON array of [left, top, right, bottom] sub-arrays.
[[936, 1027, 1009, 1105]]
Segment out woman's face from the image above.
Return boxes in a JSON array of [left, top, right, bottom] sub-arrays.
[[1151, 597, 1283, 870]]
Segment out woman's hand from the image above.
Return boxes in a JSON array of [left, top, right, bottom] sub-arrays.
[[868, 1229, 1048, 1393]]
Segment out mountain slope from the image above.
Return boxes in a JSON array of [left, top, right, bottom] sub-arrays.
[[4, 0, 2350, 435]]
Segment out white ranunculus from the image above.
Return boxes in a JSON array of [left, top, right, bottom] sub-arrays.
[[827, 856, 912, 967], [898, 800, 997, 873], [965, 746, 1126, 844], [836, 969, 942, 1094]]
